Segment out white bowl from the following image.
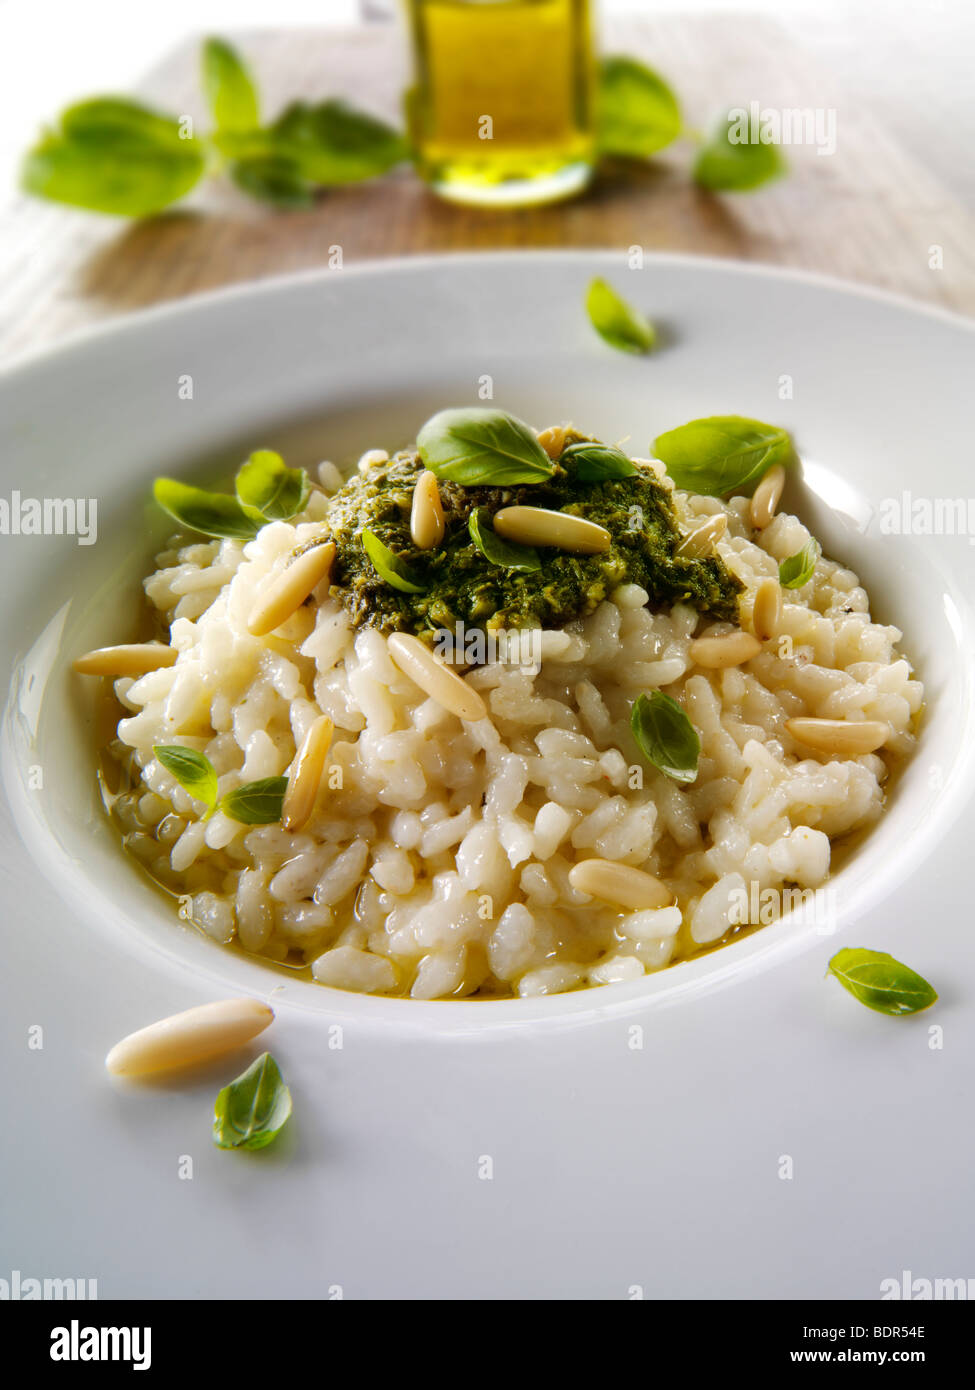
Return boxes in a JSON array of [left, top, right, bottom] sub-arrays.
[[2, 253, 973, 1297]]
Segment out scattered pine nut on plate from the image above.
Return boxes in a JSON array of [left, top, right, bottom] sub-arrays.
[[87, 406, 923, 999], [105, 999, 274, 1077]]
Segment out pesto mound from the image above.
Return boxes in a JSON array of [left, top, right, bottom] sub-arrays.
[[317, 450, 742, 636]]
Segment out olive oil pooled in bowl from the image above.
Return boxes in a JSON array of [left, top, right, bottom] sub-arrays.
[[405, 0, 597, 206]]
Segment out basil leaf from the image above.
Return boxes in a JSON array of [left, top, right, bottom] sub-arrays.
[[153, 477, 261, 541], [779, 540, 819, 589], [202, 37, 260, 133], [653, 416, 791, 497], [235, 450, 310, 522], [561, 441, 638, 481], [21, 98, 206, 217], [213, 1052, 292, 1151], [268, 100, 407, 184], [586, 278, 655, 355], [230, 155, 314, 208], [828, 948, 938, 1016], [693, 114, 787, 192], [598, 56, 682, 159], [630, 691, 700, 784], [219, 776, 289, 825], [153, 745, 219, 813], [417, 408, 554, 486], [469, 508, 541, 572], [362, 529, 426, 593]]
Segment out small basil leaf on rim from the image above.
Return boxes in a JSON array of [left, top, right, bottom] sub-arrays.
[[417, 407, 554, 486], [235, 450, 310, 522], [153, 477, 261, 541], [153, 745, 219, 813], [652, 416, 791, 497], [585, 278, 655, 354], [630, 691, 700, 784], [219, 776, 289, 825], [561, 441, 639, 481], [362, 528, 426, 593], [827, 948, 938, 1016], [693, 113, 787, 192], [598, 56, 682, 159], [202, 37, 260, 133], [469, 508, 541, 572], [212, 1052, 292, 1151], [779, 540, 819, 589]]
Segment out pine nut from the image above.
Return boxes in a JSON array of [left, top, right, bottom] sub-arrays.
[[751, 577, 783, 641], [690, 630, 763, 668], [676, 513, 728, 558], [410, 470, 445, 549], [282, 715, 334, 832], [568, 859, 673, 911], [358, 448, 389, 474], [749, 464, 786, 529], [73, 643, 177, 677], [388, 632, 487, 722], [785, 717, 889, 755], [494, 506, 611, 554], [536, 425, 569, 460], [247, 541, 335, 637], [105, 998, 274, 1077]]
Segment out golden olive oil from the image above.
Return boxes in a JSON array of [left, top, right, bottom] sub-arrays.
[[406, 0, 596, 205]]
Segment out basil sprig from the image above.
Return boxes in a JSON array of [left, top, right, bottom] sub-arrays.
[[257, 100, 407, 187], [827, 949, 938, 1016], [22, 39, 406, 218], [230, 156, 314, 208], [630, 691, 700, 784], [154, 746, 219, 814], [598, 56, 682, 159], [213, 1053, 292, 1151], [153, 746, 288, 825], [219, 777, 289, 826], [235, 450, 310, 523], [21, 97, 207, 218], [417, 408, 554, 486], [653, 416, 792, 497], [586, 278, 656, 355], [694, 114, 787, 192], [154, 449, 311, 540], [469, 508, 540, 572], [202, 37, 260, 133], [153, 479, 260, 541], [779, 540, 819, 589], [362, 529, 426, 593], [561, 441, 638, 481]]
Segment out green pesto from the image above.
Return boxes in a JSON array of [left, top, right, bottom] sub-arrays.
[[312, 448, 742, 636]]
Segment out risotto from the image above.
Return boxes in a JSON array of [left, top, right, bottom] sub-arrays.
[[78, 410, 923, 1000]]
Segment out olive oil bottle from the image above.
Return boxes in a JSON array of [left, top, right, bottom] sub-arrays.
[[405, 0, 597, 206]]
